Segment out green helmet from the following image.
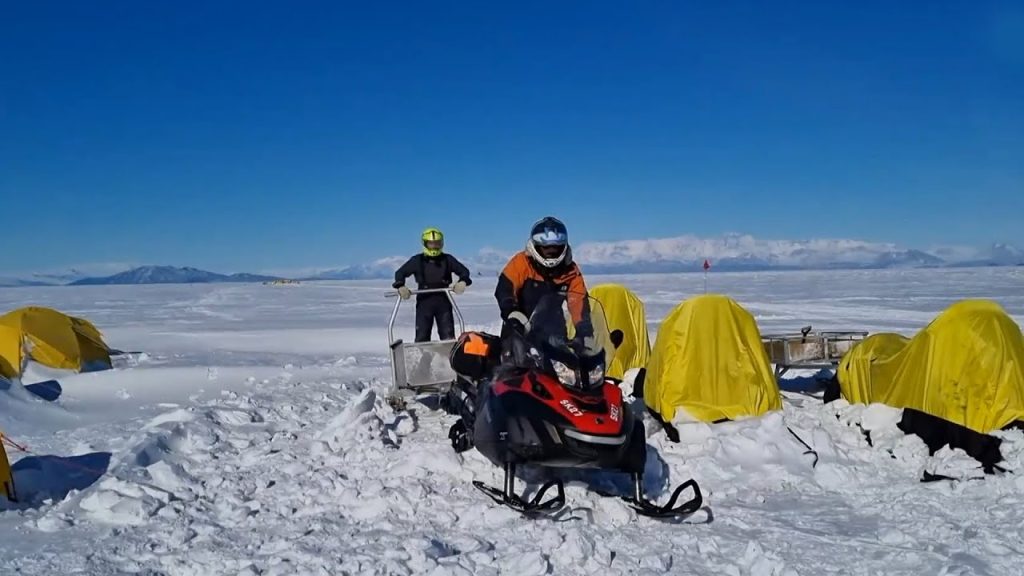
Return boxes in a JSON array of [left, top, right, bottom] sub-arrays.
[[422, 227, 444, 257]]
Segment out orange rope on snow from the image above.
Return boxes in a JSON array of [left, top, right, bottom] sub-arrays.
[[0, 432, 29, 453]]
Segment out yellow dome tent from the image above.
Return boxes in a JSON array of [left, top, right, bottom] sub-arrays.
[[0, 324, 22, 381], [834, 333, 910, 405], [0, 307, 111, 377], [837, 299, 1024, 434], [590, 284, 650, 380], [0, 440, 14, 503], [644, 294, 782, 424]]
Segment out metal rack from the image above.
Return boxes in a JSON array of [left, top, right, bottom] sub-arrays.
[[761, 327, 868, 377], [385, 288, 466, 404]]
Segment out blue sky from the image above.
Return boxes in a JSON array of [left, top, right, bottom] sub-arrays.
[[2, 1, 1022, 273]]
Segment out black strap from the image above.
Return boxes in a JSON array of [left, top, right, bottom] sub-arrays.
[[787, 427, 819, 468]]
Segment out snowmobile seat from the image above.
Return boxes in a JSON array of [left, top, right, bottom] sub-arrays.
[[450, 331, 502, 382]]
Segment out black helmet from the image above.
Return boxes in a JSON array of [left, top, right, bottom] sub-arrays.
[[527, 216, 569, 268]]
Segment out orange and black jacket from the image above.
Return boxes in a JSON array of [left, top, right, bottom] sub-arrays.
[[495, 251, 587, 323]]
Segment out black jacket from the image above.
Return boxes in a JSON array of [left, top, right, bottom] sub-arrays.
[[393, 254, 472, 291]]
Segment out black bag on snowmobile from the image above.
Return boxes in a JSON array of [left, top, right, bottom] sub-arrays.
[[449, 331, 502, 381]]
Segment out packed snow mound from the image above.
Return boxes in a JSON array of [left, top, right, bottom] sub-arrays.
[[7, 378, 1024, 574]]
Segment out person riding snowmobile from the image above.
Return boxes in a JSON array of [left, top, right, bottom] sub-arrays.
[[495, 216, 589, 340], [447, 217, 591, 451], [393, 227, 473, 342]]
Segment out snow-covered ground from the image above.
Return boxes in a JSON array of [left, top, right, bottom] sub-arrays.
[[1, 267, 1023, 575]]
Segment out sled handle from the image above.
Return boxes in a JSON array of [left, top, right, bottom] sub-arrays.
[[383, 287, 454, 298], [386, 288, 466, 346]]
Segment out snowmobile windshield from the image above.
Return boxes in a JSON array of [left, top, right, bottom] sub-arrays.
[[525, 292, 613, 390]]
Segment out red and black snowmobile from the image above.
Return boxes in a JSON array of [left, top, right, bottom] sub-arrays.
[[446, 291, 702, 519]]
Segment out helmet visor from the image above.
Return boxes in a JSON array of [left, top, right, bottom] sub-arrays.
[[424, 239, 443, 251], [531, 227, 567, 247], [537, 244, 565, 260]]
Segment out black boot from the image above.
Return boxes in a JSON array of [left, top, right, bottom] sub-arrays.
[[448, 419, 474, 452]]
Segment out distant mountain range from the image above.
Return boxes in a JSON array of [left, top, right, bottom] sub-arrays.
[[573, 235, 951, 273], [1, 235, 1021, 287], [300, 249, 516, 281], [294, 236, 1024, 279], [68, 266, 282, 286]]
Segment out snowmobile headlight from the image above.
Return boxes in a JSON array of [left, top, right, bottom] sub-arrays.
[[551, 359, 578, 388], [587, 362, 605, 387]]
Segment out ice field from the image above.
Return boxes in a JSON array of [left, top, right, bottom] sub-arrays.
[[1, 266, 1023, 575]]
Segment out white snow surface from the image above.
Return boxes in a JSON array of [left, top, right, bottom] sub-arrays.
[[1, 267, 1024, 575]]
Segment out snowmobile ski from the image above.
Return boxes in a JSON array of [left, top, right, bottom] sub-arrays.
[[621, 474, 703, 519], [472, 462, 566, 516]]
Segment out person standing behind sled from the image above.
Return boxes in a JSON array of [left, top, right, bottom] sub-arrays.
[[495, 216, 588, 339], [393, 227, 473, 342]]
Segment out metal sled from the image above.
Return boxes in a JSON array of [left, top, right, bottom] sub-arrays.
[[385, 287, 465, 406], [761, 326, 868, 377]]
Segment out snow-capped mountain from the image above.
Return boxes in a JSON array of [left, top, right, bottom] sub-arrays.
[[302, 257, 410, 281], [986, 243, 1024, 266], [0, 263, 139, 287], [70, 266, 281, 286], [572, 234, 946, 272], [304, 250, 512, 281], [927, 243, 1024, 267]]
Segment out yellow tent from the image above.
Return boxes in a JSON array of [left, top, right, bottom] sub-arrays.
[[0, 437, 15, 502], [837, 299, 1024, 434], [590, 284, 650, 380], [0, 307, 111, 377], [0, 324, 22, 380], [835, 333, 910, 405], [644, 294, 782, 423]]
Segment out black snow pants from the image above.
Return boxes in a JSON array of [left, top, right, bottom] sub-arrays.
[[415, 294, 455, 342]]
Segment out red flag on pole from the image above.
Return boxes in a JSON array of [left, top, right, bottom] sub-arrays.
[[703, 259, 711, 271]]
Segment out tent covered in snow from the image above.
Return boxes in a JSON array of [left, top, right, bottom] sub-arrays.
[[590, 283, 650, 380], [837, 300, 1024, 433], [643, 294, 782, 427], [0, 306, 112, 379], [835, 299, 1024, 467]]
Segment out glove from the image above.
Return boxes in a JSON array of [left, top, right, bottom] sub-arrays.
[[397, 286, 412, 300], [506, 311, 529, 334], [451, 281, 467, 295]]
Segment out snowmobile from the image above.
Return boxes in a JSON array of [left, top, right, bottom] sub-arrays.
[[446, 291, 703, 519]]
